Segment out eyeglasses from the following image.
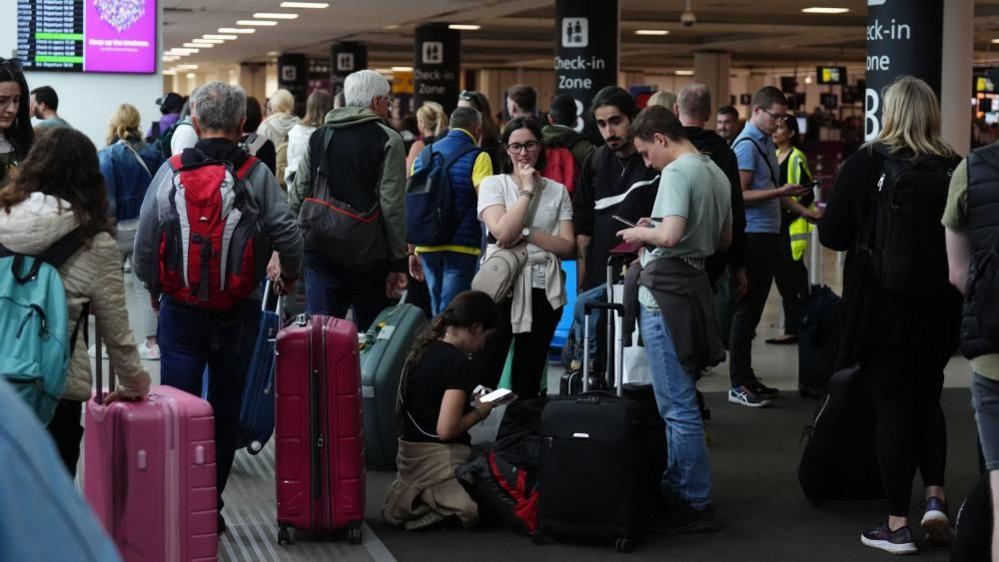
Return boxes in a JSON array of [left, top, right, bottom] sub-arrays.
[[505, 140, 541, 153], [761, 108, 788, 122], [0, 58, 23, 71], [379, 95, 393, 105]]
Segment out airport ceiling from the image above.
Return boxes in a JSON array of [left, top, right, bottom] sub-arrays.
[[164, 0, 999, 71]]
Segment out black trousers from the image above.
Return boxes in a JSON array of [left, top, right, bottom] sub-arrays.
[[46, 399, 84, 477], [776, 230, 809, 336], [729, 233, 804, 386], [477, 289, 562, 399], [860, 342, 950, 516]]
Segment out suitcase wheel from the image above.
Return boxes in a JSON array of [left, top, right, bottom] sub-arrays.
[[347, 525, 363, 545], [247, 441, 264, 455], [277, 525, 292, 546], [615, 537, 632, 553]]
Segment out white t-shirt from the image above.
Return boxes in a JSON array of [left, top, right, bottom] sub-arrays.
[[477, 174, 572, 288], [171, 121, 199, 156]]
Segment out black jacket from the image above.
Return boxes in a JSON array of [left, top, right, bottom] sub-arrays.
[[685, 126, 747, 284]]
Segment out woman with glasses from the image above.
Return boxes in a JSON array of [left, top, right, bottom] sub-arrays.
[[820, 76, 962, 554], [458, 90, 501, 171], [476, 117, 576, 399], [0, 58, 33, 188]]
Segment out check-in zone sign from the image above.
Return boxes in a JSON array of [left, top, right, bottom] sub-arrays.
[[422, 42, 443, 64]]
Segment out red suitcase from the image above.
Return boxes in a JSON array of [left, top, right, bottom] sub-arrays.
[[275, 314, 365, 545], [84, 336, 217, 562]]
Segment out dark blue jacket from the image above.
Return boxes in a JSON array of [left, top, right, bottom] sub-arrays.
[[98, 139, 164, 223], [412, 129, 487, 252]]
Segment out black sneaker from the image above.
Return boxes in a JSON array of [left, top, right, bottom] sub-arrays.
[[921, 497, 952, 544], [647, 502, 719, 535], [747, 379, 780, 398], [860, 521, 917, 555]]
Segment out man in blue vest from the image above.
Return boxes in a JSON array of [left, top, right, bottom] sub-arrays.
[[409, 106, 493, 316]]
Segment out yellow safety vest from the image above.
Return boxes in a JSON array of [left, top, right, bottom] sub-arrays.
[[781, 147, 815, 262]]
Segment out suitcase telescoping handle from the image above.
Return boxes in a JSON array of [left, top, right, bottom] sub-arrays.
[[582, 302, 626, 396], [93, 325, 115, 405]]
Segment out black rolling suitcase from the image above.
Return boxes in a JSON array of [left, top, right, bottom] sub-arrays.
[[539, 302, 648, 553]]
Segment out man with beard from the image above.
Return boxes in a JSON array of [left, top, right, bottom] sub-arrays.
[[571, 86, 660, 370]]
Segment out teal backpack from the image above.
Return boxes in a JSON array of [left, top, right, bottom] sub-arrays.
[[0, 229, 87, 424]]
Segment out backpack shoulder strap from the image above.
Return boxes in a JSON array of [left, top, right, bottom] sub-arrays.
[[443, 143, 480, 171], [120, 140, 153, 178], [38, 228, 87, 270], [235, 155, 260, 180], [168, 153, 184, 171], [733, 136, 778, 185]]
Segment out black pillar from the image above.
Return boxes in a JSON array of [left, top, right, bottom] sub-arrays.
[[331, 42, 368, 95], [865, 0, 944, 139], [554, 0, 619, 121], [277, 53, 309, 106], [413, 23, 461, 114]]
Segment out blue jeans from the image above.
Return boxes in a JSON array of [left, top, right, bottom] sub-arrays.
[[972, 373, 999, 471], [419, 251, 477, 317], [640, 306, 712, 509], [158, 296, 260, 510], [572, 284, 606, 362], [304, 251, 389, 331]]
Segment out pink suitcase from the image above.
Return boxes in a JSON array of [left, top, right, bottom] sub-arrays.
[[275, 314, 365, 545], [84, 336, 218, 562]]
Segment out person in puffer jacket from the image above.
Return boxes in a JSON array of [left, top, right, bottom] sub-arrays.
[[0, 126, 151, 477]]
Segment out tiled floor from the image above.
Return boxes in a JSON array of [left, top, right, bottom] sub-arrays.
[[96, 247, 976, 562]]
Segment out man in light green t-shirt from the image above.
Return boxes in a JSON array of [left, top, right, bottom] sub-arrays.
[[942, 154, 999, 560]]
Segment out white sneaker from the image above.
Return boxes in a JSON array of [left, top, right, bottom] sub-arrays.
[[88, 345, 108, 359], [139, 342, 160, 361]]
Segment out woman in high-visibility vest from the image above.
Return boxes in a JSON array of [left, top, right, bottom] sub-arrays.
[[766, 115, 814, 344]]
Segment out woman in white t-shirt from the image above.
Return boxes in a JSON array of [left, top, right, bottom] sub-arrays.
[[476, 117, 576, 398]]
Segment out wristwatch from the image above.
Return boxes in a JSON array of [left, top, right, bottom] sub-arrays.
[[521, 227, 532, 240]]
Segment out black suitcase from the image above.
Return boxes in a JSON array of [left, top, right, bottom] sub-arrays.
[[539, 302, 648, 553], [798, 367, 883, 503], [796, 285, 845, 399]]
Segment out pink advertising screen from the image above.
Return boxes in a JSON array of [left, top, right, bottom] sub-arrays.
[[17, 0, 157, 74]]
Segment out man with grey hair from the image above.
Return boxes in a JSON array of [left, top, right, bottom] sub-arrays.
[[408, 105, 493, 315], [134, 80, 303, 533], [290, 69, 408, 329], [674, 84, 747, 294]]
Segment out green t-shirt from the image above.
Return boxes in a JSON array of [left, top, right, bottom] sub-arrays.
[[639, 153, 732, 308], [942, 158, 999, 380]]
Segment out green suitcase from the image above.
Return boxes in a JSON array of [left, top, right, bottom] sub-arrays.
[[360, 303, 428, 468]]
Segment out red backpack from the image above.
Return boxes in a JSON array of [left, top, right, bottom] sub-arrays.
[[158, 154, 261, 310], [542, 133, 585, 196]]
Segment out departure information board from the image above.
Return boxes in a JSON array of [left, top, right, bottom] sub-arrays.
[[17, 0, 157, 74]]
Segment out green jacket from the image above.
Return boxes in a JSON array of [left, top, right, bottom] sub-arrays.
[[542, 124, 595, 172], [289, 107, 408, 270]]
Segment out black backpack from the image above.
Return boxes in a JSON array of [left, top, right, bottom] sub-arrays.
[[864, 146, 958, 295], [155, 119, 194, 159]]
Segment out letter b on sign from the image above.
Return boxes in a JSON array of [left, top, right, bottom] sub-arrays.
[[865, 88, 881, 140]]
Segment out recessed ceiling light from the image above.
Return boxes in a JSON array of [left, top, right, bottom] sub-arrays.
[[635, 29, 669, 36], [187, 73, 197, 79], [267, 51, 280, 56], [219, 28, 256, 34], [184, 42, 210, 48], [675, 69, 694, 76], [163, 70, 177, 76], [279, 2, 329, 8], [237, 20, 277, 26], [993, 38, 999, 44], [255, 12, 299, 19], [176, 64, 199, 70], [383, 24, 399, 30], [169, 48, 198, 54], [162, 56, 180, 61], [192, 39, 224, 44], [448, 24, 480, 30], [204, 34, 238, 40], [802, 7, 850, 14], [805, 75, 813, 84], [392, 66, 413, 71]]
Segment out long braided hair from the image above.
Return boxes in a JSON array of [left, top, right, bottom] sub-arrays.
[[396, 291, 501, 431]]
